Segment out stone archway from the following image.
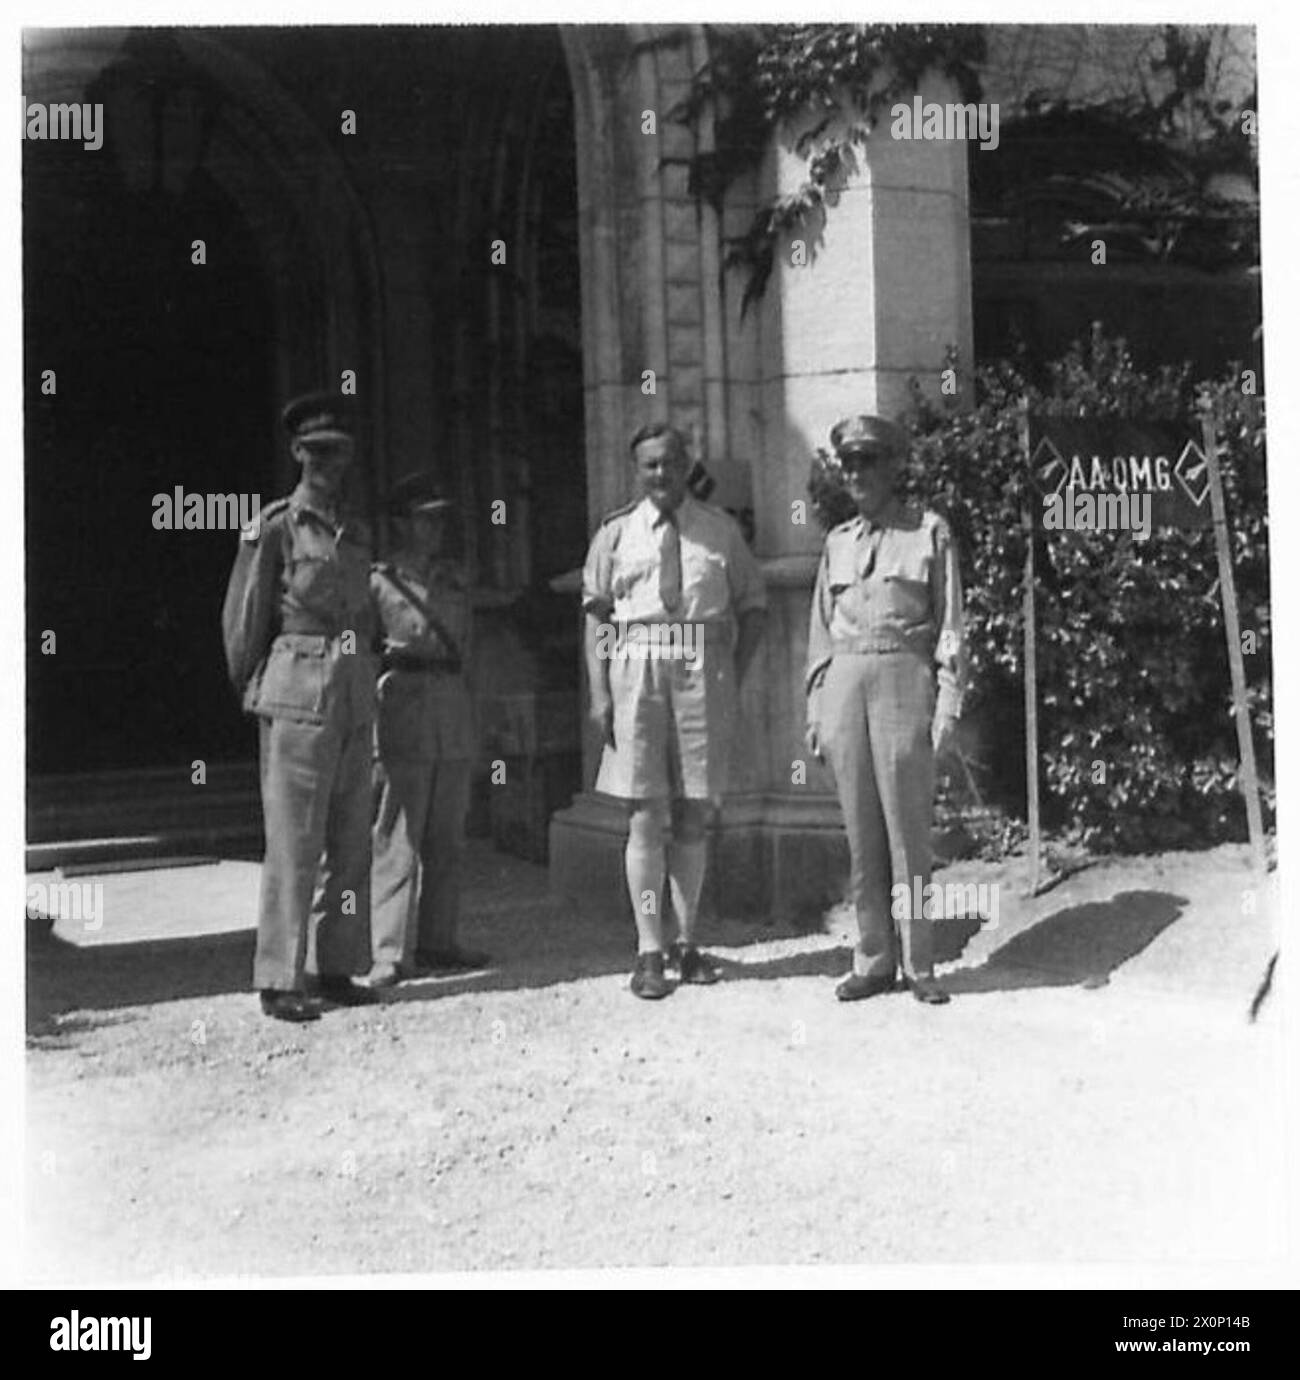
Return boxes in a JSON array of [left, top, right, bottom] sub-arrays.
[[167, 29, 388, 504], [24, 27, 385, 790]]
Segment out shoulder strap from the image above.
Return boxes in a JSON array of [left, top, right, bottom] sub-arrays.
[[377, 563, 465, 666], [599, 500, 638, 528]]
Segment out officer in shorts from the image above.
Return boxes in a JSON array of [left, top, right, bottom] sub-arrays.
[[582, 423, 767, 999]]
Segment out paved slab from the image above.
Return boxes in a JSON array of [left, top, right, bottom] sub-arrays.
[[27, 861, 261, 947]]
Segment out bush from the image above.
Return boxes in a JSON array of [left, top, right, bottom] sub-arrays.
[[808, 325, 1272, 851]]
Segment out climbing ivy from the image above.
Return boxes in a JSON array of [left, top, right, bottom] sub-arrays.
[[668, 24, 986, 311], [670, 23, 1256, 306]]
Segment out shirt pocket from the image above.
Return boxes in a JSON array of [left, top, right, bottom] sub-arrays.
[[253, 634, 328, 719], [681, 547, 729, 613], [826, 543, 860, 597], [287, 553, 341, 616], [878, 573, 932, 624], [611, 553, 657, 603]]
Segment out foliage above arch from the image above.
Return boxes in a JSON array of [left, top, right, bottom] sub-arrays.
[[667, 23, 985, 312], [669, 23, 1258, 308]]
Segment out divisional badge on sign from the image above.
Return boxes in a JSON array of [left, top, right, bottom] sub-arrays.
[[1027, 418, 1213, 530], [1174, 440, 1211, 507], [1032, 437, 1068, 497]]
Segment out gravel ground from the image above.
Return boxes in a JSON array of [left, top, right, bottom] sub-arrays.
[[23, 842, 1288, 1281]]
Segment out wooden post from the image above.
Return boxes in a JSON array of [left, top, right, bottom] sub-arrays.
[[1020, 402, 1041, 897], [1199, 405, 1268, 880]]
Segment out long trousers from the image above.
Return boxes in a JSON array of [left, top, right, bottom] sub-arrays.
[[371, 755, 473, 966], [254, 713, 374, 990], [818, 651, 936, 980]]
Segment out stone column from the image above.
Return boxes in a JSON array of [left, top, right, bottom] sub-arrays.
[[722, 70, 975, 919], [550, 35, 973, 923]]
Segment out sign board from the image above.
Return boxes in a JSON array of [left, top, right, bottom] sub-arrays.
[[1017, 405, 1266, 894], [1029, 417, 1213, 531]]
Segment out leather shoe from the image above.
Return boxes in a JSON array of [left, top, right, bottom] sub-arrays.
[[835, 972, 895, 1003], [260, 989, 322, 1022], [630, 951, 672, 1000], [413, 946, 492, 972], [674, 943, 721, 985], [907, 975, 951, 1005], [314, 975, 380, 1006]]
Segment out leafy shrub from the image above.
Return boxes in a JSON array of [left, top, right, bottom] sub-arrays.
[[808, 325, 1272, 851]]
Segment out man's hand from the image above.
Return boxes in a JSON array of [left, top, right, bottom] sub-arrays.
[[931, 710, 958, 757], [590, 695, 616, 751], [804, 721, 825, 766]]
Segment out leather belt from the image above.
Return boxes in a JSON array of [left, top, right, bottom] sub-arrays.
[[831, 638, 930, 656]]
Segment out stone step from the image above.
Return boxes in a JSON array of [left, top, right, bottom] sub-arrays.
[[27, 764, 263, 871], [27, 828, 263, 874]]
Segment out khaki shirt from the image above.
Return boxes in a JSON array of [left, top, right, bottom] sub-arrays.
[[221, 484, 376, 723], [371, 555, 476, 762], [807, 500, 965, 719], [581, 494, 767, 628]]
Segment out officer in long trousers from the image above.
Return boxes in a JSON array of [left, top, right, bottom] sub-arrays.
[[222, 392, 379, 1022], [805, 414, 965, 1005], [364, 472, 489, 988], [582, 422, 767, 999]]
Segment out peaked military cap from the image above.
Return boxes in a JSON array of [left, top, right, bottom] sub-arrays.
[[386, 470, 455, 517], [282, 391, 354, 445], [830, 413, 907, 459]]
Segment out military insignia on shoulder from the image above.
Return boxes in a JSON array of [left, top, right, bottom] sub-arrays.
[[599, 500, 638, 528], [246, 496, 290, 540]]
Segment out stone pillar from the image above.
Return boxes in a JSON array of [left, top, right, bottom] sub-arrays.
[[726, 70, 975, 920], [550, 34, 973, 924]]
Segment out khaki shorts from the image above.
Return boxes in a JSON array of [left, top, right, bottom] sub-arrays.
[[595, 624, 736, 801]]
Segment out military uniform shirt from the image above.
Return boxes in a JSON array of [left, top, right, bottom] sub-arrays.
[[222, 484, 376, 723], [581, 493, 765, 801], [806, 499, 965, 719], [581, 494, 767, 626], [371, 556, 475, 762]]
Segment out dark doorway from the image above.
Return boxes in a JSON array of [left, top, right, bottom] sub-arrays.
[[25, 102, 274, 772]]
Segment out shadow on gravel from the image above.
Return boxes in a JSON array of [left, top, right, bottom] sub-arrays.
[[25, 867, 1189, 1025], [706, 890, 1189, 993], [27, 930, 255, 1035], [943, 889, 1188, 995]]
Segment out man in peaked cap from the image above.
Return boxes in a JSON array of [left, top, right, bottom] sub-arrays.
[[363, 471, 488, 988], [221, 390, 379, 1021], [805, 412, 966, 1006], [582, 422, 767, 999]]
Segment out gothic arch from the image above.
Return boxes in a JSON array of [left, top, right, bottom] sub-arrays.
[[26, 27, 387, 503]]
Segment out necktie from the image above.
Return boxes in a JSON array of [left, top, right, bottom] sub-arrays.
[[861, 522, 882, 579], [658, 510, 682, 613]]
